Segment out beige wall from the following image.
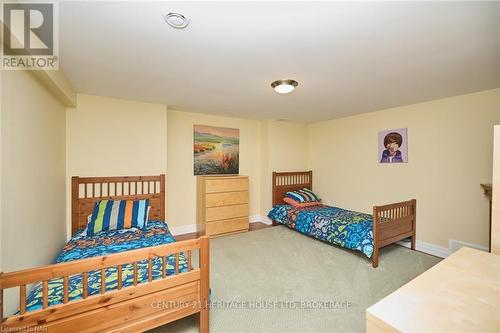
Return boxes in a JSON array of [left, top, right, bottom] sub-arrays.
[[1, 70, 67, 315], [25, 82, 497, 253], [492, 126, 500, 254], [260, 120, 309, 215], [66, 94, 168, 238], [32, 69, 77, 107], [308, 88, 500, 249], [167, 110, 263, 229], [66, 100, 305, 232], [1, 70, 67, 273], [0, 69, 3, 271]]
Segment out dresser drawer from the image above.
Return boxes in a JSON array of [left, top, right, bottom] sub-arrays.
[[206, 191, 248, 207], [205, 177, 248, 193], [206, 204, 248, 222], [205, 217, 248, 236]]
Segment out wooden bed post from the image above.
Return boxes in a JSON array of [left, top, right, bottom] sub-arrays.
[[272, 171, 277, 205], [199, 236, 210, 333], [411, 199, 417, 250], [308, 170, 313, 190], [71, 177, 80, 236], [271, 172, 279, 226], [160, 174, 166, 221], [372, 206, 379, 268], [0, 272, 4, 323]]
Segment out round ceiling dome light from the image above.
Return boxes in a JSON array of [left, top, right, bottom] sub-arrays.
[[163, 13, 190, 29], [271, 79, 298, 94]]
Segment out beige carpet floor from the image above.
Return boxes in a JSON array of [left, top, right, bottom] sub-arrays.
[[150, 226, 440, 333]]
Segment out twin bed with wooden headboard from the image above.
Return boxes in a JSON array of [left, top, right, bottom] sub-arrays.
[[0, 175, 209, 333], [270, 171, 417, 268]]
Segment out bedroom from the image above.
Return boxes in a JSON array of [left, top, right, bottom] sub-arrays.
[[1, 1, 500, 332]]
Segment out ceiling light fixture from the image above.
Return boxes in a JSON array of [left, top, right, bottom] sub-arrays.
[[163, 12, 190, 29], [271, 79, 298, 94]]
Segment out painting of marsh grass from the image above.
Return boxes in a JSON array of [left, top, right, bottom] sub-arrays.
[[194, 125, 239, 175]]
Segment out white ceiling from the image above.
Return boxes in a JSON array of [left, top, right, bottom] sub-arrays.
[[60, 1, 500, 122]]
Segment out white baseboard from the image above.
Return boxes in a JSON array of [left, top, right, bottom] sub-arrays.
[[169, 215, 272, 236], [250, 215, 273, 225], [397, 240, 450, 258], [249, 215, 261, 223], [448, 239, 488, 254], [397, 238, 488, 258], [169, 224, 197, 236]]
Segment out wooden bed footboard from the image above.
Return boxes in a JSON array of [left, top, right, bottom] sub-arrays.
[[371, 199, 416, 268], [0, 237, 210, 333]]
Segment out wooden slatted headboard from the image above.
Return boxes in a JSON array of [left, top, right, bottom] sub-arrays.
[[71, 175, 166, 235], [272, 171, 313, 206]]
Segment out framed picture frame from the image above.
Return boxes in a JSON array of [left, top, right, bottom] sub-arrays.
[[378, 128, 408, 163], [194, 125, 240, 175]]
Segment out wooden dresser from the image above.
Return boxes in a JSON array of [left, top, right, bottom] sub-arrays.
[[197, 175, 249, 237]]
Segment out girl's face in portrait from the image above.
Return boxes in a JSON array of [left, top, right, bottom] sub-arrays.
[[386, 142, 400, 156]]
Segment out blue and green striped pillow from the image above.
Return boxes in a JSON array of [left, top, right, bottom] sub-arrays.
[[285, 188, 321, 203], [86, 199, 149, 236]]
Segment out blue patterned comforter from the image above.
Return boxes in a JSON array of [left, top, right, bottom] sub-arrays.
[[268, 205, 374, 258], [25, 221, 187, 312]]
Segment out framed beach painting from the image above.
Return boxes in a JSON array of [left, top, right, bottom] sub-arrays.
[[378, 128, 408, 163], [194, 125, 240, 175]]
